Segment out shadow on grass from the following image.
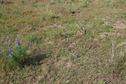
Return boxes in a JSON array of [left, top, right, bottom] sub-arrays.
[[20, 54, 47, 67]]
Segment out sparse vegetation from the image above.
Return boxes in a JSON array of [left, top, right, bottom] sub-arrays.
[[1, 0, 126, 83]]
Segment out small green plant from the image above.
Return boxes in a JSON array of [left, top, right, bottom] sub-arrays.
[[104, 25, 113, 29], [81, 0, 92, 8], [104, 25, 113, 32], [97, 20, 104, 25], [29, 35, 41, 44], [97, 79, 104, 84], [6, 25, 14, 33], [7, 37, 30, 68]]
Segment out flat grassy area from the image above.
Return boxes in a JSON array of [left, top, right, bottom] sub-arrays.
[[1, 0, 126, 84]]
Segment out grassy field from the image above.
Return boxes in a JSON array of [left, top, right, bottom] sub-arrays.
[[1, 0, 126, 84]]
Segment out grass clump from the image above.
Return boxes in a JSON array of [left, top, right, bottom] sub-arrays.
[[5, 25, 14, 33], [7, 37, 30, 69], [114, 55, 126, 76], [104, 25, 113, 32], [81, 0, 92, 8]]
